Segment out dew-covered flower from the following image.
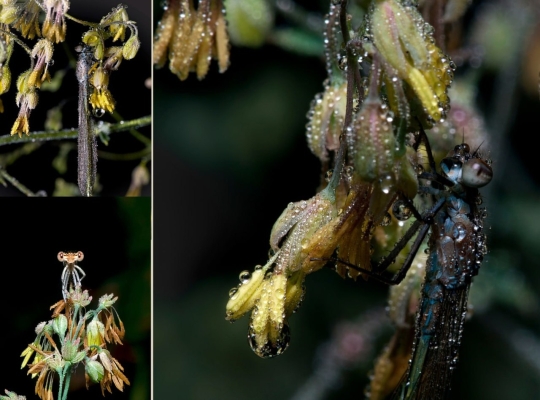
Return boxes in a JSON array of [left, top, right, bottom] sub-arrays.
[[154, 0, 230, 80], [306, 80, 347, 164], [28, 39, 53, 88], [11, 90, 38, 137], [89, 66, 115, 114], [12, 0, 41, 39], [226, 254, 306, 358], [100, 5, 129, 42], [42, 0, 69, 43], [370, 0, 453, 126]]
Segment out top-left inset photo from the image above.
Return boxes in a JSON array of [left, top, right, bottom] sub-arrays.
[[0, 0, 151, 196]]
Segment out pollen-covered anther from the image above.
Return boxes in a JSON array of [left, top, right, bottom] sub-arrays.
[[225, 260, 271, 321]]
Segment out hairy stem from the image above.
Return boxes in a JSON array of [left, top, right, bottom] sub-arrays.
[[0, 115, 151, 146]]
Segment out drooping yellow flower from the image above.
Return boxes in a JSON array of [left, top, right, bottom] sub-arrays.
[[42, 0, 69, 43], [371, 0, 453, 124]]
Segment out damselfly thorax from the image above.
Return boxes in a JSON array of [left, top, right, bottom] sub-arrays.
[[58, 251, 86, 300]]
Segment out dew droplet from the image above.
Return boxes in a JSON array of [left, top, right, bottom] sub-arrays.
[[392, 199, 412, 221], [228, 287, 238, 298], [452, 222, 467, 242], [338, 56, 347, 71], [239, 270, 251, 284], [379, 174, 393, 194], [93, 108, 105, 118], [248, 323, 291, 358]]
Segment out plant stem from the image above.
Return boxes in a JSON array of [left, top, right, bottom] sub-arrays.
[[0, 115, 151, 146], [64, 13, 98, 27], [112, 111, 151, 145], [0, 168, 42, 196], [61, 366, 72, 400]]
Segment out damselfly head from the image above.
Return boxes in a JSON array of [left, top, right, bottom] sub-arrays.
[[441, 143, 493, 188], [57, 251, 84, 263]]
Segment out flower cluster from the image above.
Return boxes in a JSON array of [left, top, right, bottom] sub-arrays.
[[0, 1, 140, 136], [226, 0, 457, 358], [20, 287, 129, 399], [153, 0, 230, 80]]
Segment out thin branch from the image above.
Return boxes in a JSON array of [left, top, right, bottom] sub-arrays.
[[0, 168, 43, 196], [0, 115, 151, 146], [64, 13, 98, 28], [111, 111, 151, 146]]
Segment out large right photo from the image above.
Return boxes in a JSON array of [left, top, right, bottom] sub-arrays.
[[153, 1, 540, 399]]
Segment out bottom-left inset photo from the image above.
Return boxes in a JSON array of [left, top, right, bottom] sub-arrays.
[[1, 198, 150, 400]]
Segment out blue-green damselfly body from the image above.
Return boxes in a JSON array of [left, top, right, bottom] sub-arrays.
[[394, 137, 493, 399], [329, 129, 493, 399], [76, 45, 97, 197]]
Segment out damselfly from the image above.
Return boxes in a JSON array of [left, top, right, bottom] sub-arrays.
[[57, 251, 86, 300], [76, 46, 97, 197], [332, 129, 493, 399]]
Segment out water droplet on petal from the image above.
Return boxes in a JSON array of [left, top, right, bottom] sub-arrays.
[[248, 323, 291, 358], [392, 199, 412, 221], [93, 108, 105, 118], [239, 270, 251, 284]]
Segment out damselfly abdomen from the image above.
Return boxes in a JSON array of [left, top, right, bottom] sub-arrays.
[[76, 46, 97, 197]]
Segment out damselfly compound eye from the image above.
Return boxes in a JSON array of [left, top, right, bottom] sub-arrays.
[[57, 252, 64, 261], [462, 158, 493, 188], [77, 251, 84, 261]]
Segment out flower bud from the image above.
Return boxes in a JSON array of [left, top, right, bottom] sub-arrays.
[[122, 35, 140, 60], [270, 189, 338, 274], [306, 81, 347, 163], [83, 31, 105, 60], [52, 314, 67, 337], [87, 319, 105, 347], [0, 65, 11, 95], [85, 360, 104, 383]]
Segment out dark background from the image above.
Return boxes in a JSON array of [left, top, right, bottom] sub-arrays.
[[2, 197, 150, 400], [0, 0, 151, 196], [154, 1, 540, 399]]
